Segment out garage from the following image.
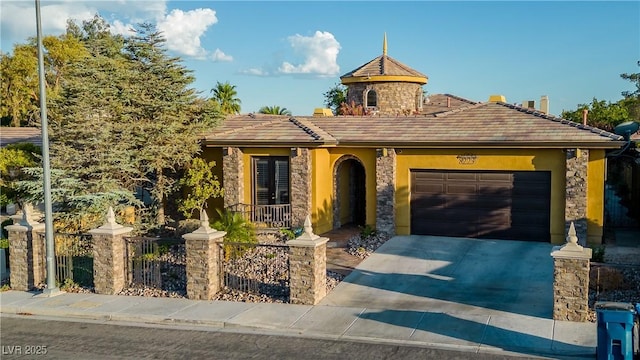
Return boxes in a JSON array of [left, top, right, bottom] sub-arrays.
[[410, 170, 551, 241]]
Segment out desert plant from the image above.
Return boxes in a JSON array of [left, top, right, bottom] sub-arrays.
[[212, 209, 256, 260], [359, 224, 377, 238]]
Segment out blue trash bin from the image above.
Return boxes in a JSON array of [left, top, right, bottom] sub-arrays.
[[596, 302, 637, 360]]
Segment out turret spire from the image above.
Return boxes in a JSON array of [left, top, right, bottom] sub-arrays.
[[383, 32, 387, 56]]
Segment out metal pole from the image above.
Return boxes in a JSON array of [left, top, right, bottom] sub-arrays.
[[35, 0, 60, 296]]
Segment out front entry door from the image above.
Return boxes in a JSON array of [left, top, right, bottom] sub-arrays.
[[254, 157, 289, 205]]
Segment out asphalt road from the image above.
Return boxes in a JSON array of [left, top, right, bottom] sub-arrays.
[[0, 315, 541, 360]]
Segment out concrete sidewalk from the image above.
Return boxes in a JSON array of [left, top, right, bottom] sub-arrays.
[[0, 290, 596, 359]]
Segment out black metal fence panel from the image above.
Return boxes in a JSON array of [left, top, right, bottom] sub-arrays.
[[124, 237, 163, 289], [52, 233, 94, 287], [219, 242, 289, 301]]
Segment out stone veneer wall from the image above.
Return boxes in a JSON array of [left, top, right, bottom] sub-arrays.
[[222, 147, 244, 209], [289, 243, 327, 305], [346, 82, 423, 115], [376, 148, 396, 236], [565, 149, 588, 243], [290, 148, 312, 228], [552, 257, 590, 321], [91, 232, 127, 294], [184, 237, 221, 300]]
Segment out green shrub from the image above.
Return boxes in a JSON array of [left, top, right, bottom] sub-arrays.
[[359, 224, 377, 238], [0, 238, 9, 249], [592, 245, 606, 263], [212, 209, 256, 260], [279, 228, 296, 240]]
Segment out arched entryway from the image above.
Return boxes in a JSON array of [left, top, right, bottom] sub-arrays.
[[333, 156, 366, 229]]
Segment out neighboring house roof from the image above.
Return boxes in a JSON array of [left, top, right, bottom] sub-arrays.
[[422, 94, 478, 115], [0, 127, 42, 147], [203, 101, 624, 149]]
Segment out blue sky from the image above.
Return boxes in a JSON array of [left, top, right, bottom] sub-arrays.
[[1, 1, 639, 116]]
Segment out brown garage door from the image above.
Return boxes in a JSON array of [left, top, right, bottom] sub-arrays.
[[410, 170, 551, 241]]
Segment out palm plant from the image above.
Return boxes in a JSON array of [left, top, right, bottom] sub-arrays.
[[211, 81, 241, 115], [258, 105, 292, 116]]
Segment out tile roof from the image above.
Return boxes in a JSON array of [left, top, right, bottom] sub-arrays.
[[0, 127, 42, 147], [340, 54, 427, 81], [204, 101, 624, 149], [421, 94, 478, 115]]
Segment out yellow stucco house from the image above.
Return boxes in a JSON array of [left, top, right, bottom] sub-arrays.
[[202, 38, 624, 245]]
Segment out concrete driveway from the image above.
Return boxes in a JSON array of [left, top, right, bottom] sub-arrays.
[[320, 235, 554, 318]]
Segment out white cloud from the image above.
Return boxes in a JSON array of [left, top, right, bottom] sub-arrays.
[[1, 1, 224, 61], [157, 8, 218, 59], [211, 48, 233, 62], [278, 31, 340, 77], [241, 68, 269, 76], [110, 20, 135, 36]]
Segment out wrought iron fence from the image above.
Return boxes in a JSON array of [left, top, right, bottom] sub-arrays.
[[124, 236, 163, 289], [52, 233, 94, 287], [228, 203, 291, 230], [219, 241, 289, 301]]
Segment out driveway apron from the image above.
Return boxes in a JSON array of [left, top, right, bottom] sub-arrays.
[[319, 235, 554, 318]]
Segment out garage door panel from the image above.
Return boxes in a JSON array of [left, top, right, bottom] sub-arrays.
[[411, 170, 550, 242]]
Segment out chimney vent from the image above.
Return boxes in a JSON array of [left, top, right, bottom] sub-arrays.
[[540, 95, 549, 114]]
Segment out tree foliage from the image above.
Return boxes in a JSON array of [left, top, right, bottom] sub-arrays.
[[561, 98, 630, 132], [211, 81, 241, 115], [0, 143, 40, 206], [258, 105, 292, 116], [178, 158, 223, 218], [561, 61, 640, 131], [323, 83, 347, 115]]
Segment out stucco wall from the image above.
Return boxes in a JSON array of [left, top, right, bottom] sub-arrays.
[[586, 149, 606, 245]]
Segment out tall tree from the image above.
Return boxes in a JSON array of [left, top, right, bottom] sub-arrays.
[[0, 33, 88, 127], [323, 83, 347, 115], [51, 19, 221, 228], [620, 60, 640, 120], [561, 98, 630, 132], [211, 81, 241, 115], [258, 105, 292, 116]]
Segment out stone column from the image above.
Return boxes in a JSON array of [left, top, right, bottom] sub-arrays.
[[222, 147, 244, 209], [551, 222, 592, 322], [565, 149, 588, 243], [290, 147, 312, 228], [5, 207, 45, 291], [287, 216, 329, 305], [182, 210, 226, 300], [89, 207, 133, 295], [376, 148, 396, 236]]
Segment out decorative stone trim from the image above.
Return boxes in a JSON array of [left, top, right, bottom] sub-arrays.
[[223, 147, 244, 209], [182, 210, 226, 300], [287, 216, 329, 305], [290, 148, 312, 228], [565, 148, 588, 243], [89, 207, 133, 295], [376, 148, 396, 236], [550, 222, 592, 322], [5, 207, 45, 291], [346, 82, 424, 116]]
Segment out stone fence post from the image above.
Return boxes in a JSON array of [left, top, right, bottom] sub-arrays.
[[550, 222, 592, 322], [287, 215, 329, 305], [182, 210, 226, 300], [89, 207, 133, 295], [5, 207, 46, 291]]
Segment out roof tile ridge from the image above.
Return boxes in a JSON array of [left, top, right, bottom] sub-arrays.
[[384, 55, 427, 77], [289, 117, 335, 141], [434, 102, 488, 117], [496, 102, 624, 140], [442, 93, 479, 105]]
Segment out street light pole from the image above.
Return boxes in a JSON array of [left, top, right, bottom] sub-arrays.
[[35, 0, 60, 296]]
